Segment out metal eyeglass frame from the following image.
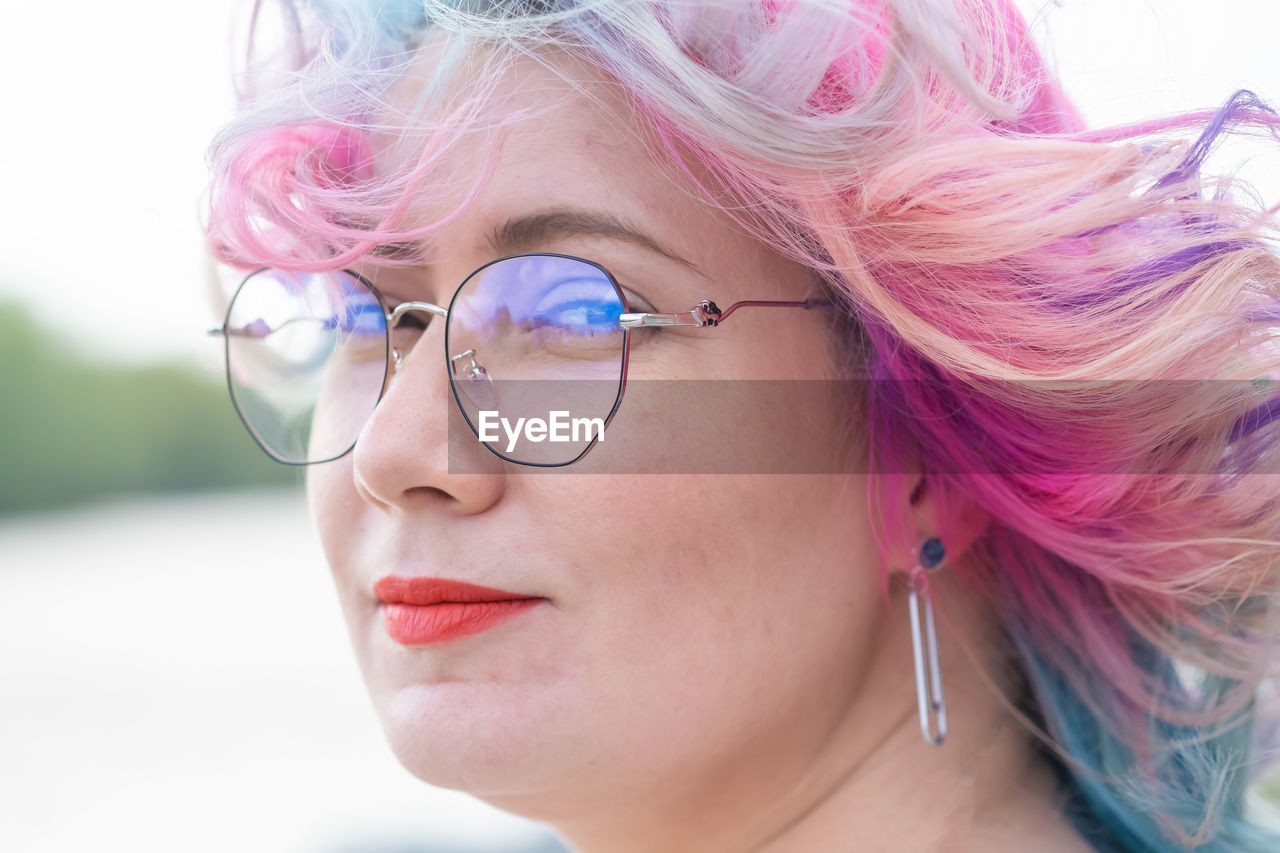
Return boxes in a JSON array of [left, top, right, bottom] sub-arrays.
[[209, 252, 834, 467]]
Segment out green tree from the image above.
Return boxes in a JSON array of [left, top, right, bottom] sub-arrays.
[[0, 301, 295, 514]]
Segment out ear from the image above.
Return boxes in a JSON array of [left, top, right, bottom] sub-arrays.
[[894, 472, 991, 574]]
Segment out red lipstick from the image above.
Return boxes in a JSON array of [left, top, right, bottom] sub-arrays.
[[374, 576, 544, 646]]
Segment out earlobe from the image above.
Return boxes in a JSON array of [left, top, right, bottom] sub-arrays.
[[903, 473, 991, 572]]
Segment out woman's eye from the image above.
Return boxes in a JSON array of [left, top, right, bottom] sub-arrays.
[[530, 279, 625, 335], [539, 300, 622, 332], [387, 305, 428, 332]]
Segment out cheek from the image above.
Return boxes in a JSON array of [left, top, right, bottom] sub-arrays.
[[591, 313, 853, 478], [536, 471, 876, 680], [306, 462, 347, 549], [530, 472, 881, 773], [305, 460, 369, 599], [567, 378, 854, 477]]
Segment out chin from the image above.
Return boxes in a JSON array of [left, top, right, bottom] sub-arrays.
[[372, 680, 589, 797]]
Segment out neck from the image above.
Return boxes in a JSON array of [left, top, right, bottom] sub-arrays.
[[748, 581, 1055, 853], [488, 575, 1067, 852]]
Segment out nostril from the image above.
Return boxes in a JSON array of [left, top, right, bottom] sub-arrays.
[[407, 485, 457, 504]]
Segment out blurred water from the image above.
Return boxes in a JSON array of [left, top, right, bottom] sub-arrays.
[[0, 489, 567, 853]]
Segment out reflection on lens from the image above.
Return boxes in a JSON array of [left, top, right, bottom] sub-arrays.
[[446, 254, 627, 465], [225, 269, 387, 464]]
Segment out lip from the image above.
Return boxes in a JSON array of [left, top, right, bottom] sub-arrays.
[[375, 576, 545, 646]]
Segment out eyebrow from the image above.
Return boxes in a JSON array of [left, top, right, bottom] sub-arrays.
[[366, 208, 701, 274], [487, 209, 699, 272]]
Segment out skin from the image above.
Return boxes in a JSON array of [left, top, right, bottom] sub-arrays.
[[307, 41, 1097, 853]]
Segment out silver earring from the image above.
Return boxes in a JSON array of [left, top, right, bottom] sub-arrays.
[[908, 537, 947, 746]]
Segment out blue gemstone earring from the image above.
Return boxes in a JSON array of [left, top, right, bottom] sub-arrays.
[[908, 537, 947, 746]]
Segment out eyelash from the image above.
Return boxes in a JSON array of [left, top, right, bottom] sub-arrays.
[[620, 286, 655, 313]]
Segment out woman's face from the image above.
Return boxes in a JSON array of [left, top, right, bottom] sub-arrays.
[[308, 46, 893, 819]]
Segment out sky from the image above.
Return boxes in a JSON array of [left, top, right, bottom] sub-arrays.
[[1, 0, 1277, 369]]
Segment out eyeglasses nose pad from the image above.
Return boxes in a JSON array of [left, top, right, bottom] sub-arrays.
[[450, 348, 497, 412]]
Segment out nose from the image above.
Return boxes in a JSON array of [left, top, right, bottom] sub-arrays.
[[351, 303, 505, 514], [387, 301, 447, 371]]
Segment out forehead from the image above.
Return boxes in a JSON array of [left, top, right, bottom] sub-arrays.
[[372, 33, 729, 263]]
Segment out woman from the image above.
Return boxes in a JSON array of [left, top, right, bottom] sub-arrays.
[[204, 1, 1280, 849]]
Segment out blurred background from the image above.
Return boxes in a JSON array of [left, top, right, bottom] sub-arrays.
[[1, 1, 1278, 851]]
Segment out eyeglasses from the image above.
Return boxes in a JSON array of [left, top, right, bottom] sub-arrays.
[[209, 252, 831, 467]]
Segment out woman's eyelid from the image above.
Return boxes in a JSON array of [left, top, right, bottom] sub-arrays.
[[376, 269, 660, 320], [526, 272, 638, 314], [613, 281, 657, 313]]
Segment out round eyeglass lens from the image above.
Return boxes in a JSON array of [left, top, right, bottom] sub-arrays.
[[445, 254, 627, 465], [224, 268, 388, 464]]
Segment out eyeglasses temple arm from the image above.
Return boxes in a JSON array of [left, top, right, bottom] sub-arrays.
[[618, 298, 832, 329], [208, 321, 271, 338], [716, 298, 832, 323], [208, 311, 375, 338], [205, 318, 299, 338]]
